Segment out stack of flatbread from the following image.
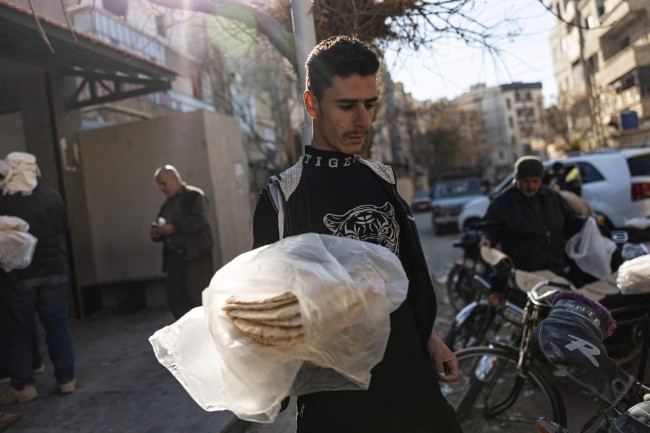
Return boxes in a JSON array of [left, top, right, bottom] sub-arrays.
[[222, 292, 305, 347]]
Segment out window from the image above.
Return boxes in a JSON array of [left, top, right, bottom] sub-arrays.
[[576, 163, 604, 183], [620, 37, 630, 50], [508, 117, 514, 128], [627, 155, 650, 176], [506, 98, 511, 110]]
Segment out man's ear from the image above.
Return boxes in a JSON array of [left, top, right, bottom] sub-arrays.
[[304, 90, 318, 119]]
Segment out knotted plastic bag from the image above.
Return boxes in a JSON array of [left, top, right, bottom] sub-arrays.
[[0, 216, 37, 272], [617, 254, 650, 295], [565, 217, 616, 280], [149, 233, 408, 423]]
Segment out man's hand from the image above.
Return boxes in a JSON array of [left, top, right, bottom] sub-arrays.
[[157, 223, 176, 236], [149, 228, 161, 241], [427, 328, 459, 382]]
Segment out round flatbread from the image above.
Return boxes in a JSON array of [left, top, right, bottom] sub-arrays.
[[245, 332, 305, 347], [222, 292, 298, 311], [253, 315, 303, 327], [224, 301, 301, 321], [232, 318, 305, 346]]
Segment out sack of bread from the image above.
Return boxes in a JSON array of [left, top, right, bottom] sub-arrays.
[[149, 233, 408, 423]]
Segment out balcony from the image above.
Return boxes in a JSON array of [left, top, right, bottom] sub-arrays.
[[598, 0, 647, 38], [70, 7, 165, 65], [597, 44, 650, 86]]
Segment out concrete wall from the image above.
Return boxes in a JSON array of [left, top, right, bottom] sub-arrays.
[[75, 110, 252, 286]]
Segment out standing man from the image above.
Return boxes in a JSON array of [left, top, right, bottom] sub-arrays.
[[253, 36, 461, 433], [0, 152, 76, 404], [482, 156, 583, 276], [150, 165, 213, 320]]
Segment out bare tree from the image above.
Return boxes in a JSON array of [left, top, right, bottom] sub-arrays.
[[148, 0, 523, 73]]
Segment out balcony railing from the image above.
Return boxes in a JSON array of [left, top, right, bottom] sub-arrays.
[[71, 7, 165, 65]]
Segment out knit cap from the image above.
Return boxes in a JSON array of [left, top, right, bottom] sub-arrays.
[[514, 156, 544, 179]]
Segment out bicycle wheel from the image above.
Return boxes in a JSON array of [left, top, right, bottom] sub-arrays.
[[446, 267, 474, 312], [440, 346, 566, 433]]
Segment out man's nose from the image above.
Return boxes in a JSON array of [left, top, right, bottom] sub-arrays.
[[354, 105, 371, 128]]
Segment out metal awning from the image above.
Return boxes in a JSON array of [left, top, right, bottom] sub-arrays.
[[0, 1, 177, 109]]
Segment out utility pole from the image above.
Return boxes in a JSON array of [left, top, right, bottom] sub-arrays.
[[290, 0, 317, 150], [576, 3, 603, 149]]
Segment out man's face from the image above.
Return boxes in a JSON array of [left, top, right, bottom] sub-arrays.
[[304, 74, 378, 154], [516, 177, 542, 197], [156, 172, 182, 197]]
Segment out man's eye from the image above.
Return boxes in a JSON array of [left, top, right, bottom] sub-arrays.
[[365, 103, 376, 109], [339, 105, 354, 110]]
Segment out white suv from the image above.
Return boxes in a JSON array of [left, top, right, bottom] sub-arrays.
[[457, 148, 650, 231]]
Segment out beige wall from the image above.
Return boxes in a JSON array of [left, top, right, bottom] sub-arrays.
[[75, 110, 252, 286]]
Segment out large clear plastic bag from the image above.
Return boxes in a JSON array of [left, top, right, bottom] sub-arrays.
[[617, 254, 650, 295], [0, 215, 37, 272], [565, 217, 616, 280], [149, 233, 408, 423]]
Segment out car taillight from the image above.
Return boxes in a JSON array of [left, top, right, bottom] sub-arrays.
[[631, 182, 650, 201]]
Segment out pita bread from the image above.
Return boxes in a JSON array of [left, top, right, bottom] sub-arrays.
[[222, 292, 298, 311], [253, 315, 304, 327], [224, 301, 301, 321], [245, 332, 305, 347]]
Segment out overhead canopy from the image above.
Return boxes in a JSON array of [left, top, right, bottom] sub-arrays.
[[0, 0, 176, 109]]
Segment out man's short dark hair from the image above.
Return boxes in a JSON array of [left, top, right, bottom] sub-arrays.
[[305, 36, 380, 101], [552, 162, 564, 172]]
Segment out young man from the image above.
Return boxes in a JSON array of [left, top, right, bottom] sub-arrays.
[[253, 36, 461, 433], [150, 165, 214, 320]]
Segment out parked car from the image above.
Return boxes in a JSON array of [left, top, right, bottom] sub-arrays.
[[457, 148, 650, 232], [410, 189, 432, 212], [430, 176, 487, 235]]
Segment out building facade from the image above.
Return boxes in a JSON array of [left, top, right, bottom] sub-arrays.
[[550, 0, 650, 149], [452, 82, 546, 182]]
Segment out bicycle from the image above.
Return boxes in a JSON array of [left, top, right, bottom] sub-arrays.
[[443, 244, 528, 352], [442, 276, 650, 433], [441, 279, 573, 432], [532, 291, 650, 433]]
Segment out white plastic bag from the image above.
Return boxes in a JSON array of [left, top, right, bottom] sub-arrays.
[[616, 254, 650, 295], [149, 233, 408, 423], [565, 217, 616, 280], [0, 215, 37, 272]]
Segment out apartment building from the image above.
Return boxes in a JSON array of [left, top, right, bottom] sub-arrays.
[[452, 82, 546, 182], [550, 0, 650, 148]]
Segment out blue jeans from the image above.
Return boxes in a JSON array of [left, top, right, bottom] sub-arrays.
[[4, 273, 75, 389]]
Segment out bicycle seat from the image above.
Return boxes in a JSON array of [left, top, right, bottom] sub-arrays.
[[532, 291, 635, 407]]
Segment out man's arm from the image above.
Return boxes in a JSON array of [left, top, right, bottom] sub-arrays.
[[427, 328, 459, 382], [252, 188, 280, 249]]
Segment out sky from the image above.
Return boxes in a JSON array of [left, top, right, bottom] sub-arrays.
[[383, 0, 559, 106]]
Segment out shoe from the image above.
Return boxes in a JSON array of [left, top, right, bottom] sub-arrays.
[[0, 365, 44, 385], [0, 386, 38, 404], [0, 411, 22, 431], [57, 378, 75, 395]]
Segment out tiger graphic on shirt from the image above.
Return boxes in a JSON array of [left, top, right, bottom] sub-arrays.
[[323, 202, 399, 255]]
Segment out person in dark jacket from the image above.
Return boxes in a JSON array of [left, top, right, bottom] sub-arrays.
[[483, 156, 583, 277], [150, 165, 213, 320], [252, 36, 461, 433], [0, 152, 76, 404]]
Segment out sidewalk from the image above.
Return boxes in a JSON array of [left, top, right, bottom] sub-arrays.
[[1, 308, 250, 433]]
